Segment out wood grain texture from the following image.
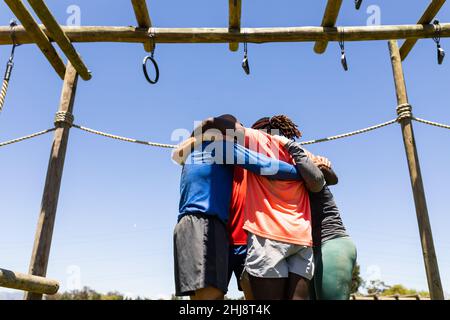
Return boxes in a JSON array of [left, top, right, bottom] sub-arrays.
[[228, 0, 241, 51], [314, 0, 343, 54], [131, 0, 154, 52], [400, 0, 446, 60], [388, 40, 444, 300], [0, 268, 59, 295], [0, 24, 448, 46], [4, 0, 66, 79], [24, 62, 78, 300], [27, 0, 91, 80]]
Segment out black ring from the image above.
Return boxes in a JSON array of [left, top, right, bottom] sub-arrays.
[[142, 55, 160, 84]]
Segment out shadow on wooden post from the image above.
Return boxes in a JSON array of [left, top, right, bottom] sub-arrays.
[[24, 62, 79, 300], [388, 40, 444, 300]]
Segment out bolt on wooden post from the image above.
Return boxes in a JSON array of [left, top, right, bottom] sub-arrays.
[[388, 40, 444, 300], [24, 62, 79, 300]]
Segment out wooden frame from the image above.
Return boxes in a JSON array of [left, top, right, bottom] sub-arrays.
[[4, 0, 66, 79], [24, 62, 78, 300], [0, 23, 449, 46], [400, 0, 447, 60], [27, 0, 92, 80], [388, 40, 444, 300], [228, 0, 242, 51], [0, 268, 59, 295], [0, 0, 447, 301], [131, 0, 154, 52], [314, 0, 343, 54]]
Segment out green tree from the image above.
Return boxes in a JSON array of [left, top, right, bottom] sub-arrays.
[[366, 280, 390, 295], [381, 284, 429, 298], [351, 263, 363, 293]]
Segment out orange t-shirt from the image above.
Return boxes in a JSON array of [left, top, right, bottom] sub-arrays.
[[243, 128, 312, 246], [228, 167, 248, 245]]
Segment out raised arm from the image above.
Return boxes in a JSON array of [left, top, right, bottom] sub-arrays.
[[227, 142, 300, 181], [191, 114, 245, 138], [283, 140, 325, 192], [317, 161, 339, 186]]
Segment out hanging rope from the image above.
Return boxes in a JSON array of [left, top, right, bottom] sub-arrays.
[[0, 20, 20, 114]]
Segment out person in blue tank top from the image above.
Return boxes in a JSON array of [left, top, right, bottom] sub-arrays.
[[173, 114, 304, 300]]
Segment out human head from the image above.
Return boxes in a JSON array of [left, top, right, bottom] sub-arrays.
[[251, 115, 302, 139]]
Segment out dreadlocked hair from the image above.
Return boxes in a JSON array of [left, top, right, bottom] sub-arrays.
[[251, 115, 302, 139]]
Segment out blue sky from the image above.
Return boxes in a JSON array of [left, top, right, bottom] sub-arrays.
[[0, 1, 449, 299]]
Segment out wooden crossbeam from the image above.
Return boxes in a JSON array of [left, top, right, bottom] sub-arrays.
[[0, 23, 449, 46], [131, 0, 154, 52], [314, 0, 343, 54], [4, 0, 66, 79], [0, 268, 59, 295], [228, 0, 242, 51], [27, 0, 91, 80], [400, 0, 446, 60]]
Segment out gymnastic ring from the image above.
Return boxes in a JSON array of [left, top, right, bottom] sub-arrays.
[[142, 55, 160, 84]]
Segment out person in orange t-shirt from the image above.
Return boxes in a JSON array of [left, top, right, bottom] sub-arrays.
[[229, 115, 325, 300]]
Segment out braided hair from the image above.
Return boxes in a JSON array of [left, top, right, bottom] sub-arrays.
[[251, 115, 302, 139]]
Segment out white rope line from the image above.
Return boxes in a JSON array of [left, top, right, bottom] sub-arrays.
[[2, 116, 449, 149], [0, 79, 10, 113], [413, 117, 450, 130], [299, 119, 397, 145], [72, 124, 178, 149], [0, 128, 55, 147]]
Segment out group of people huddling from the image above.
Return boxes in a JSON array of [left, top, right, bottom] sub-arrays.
[[171, 114, 357, 300]]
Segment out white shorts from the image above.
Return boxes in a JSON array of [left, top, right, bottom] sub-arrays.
[[245, 233, 314, 280]]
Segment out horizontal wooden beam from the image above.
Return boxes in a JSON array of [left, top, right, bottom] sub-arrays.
[[4, 0, 66, 79], [131, 0, 154, 52], [228, 0, 242, 51], [400, 0, 447, 60], [314, 0, 343, 54], [27, 0, 91, 80], [0, 268, 59, 295], [0, 23, 449, 46]]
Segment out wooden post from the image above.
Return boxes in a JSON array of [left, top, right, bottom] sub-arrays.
[[27, 0, 92, 80], [388, 40, 444, 300], [131, 0, 154, 52], [0, 268, 59, 295], [314, 0, 343, 54], [24, 62, 78, 300], [4, 0, 66, 79], [228, 0, 242, 52], [400, 0, 446, 60]]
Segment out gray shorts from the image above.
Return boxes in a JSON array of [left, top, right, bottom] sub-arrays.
[[245, 233, 314, 280], [173, 214, 229, 296]]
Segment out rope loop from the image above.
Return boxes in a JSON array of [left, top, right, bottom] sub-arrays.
[[54, 111, 74, 128], [396, 103, 413, 122]]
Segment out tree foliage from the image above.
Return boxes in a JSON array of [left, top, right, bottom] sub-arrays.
[[351, 263, 363, 293]]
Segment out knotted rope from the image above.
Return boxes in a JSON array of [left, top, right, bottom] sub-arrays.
[[396, 103, 413, 122], [54, 111, 74, 128]]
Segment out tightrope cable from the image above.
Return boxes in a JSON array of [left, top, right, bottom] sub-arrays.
[[0, 128, 55, 147], [300, 119, 397, 145], [412, 117, 450, 130], [2, 116, 450, 150]]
